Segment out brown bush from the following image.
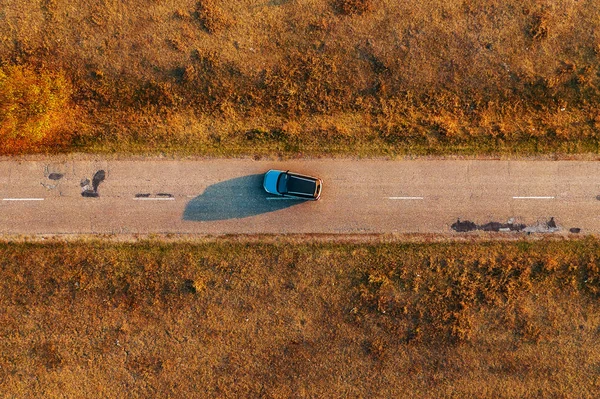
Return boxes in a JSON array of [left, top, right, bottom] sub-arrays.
[[195, 0, 232, 34], [30, 342, 62, 371], [527, 10, 549, 40], [166, 37, 186, 52], [335, 0, 373, 15]]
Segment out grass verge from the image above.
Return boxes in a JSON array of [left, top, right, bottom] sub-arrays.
[[2, 1, 600, 157], [1, 237, 600, 397]]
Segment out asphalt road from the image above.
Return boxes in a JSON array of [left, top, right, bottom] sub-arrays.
[[0, 158, 598, 235]]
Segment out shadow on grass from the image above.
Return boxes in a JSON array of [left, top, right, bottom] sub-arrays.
[[183, 174, 306, 221]]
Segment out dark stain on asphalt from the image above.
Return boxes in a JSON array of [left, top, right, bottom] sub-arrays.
[[451, 218, 558, 233], [479, 221, 526, 232], [81, 170, 106, 197], [451, 219, 477, 232], [82, 190, 99, 198], [92, 170, 106, 192], [41, 167, 65, 189]]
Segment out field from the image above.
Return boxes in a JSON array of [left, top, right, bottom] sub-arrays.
[[1, 0, 600, 155], [2, 237, 600, 397]]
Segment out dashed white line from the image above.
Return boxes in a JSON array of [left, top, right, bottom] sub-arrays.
[[512, 196, 555, 199], [388, 196, 424, 200], [3, 198, 45, 201]]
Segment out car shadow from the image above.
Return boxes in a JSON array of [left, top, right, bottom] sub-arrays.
[[182, 174, 307, 221]]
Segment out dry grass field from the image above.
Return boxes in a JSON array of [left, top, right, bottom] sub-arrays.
[[1, 0, 600, 155], [1, 238, 600, 397]]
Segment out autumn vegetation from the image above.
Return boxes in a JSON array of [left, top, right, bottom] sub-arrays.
[[1, 0, 600, 156], [1, 237, 600, 397], [0, 65, 73, 152]]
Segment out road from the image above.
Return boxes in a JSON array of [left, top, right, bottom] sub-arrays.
[[0, 158, 598, 235]]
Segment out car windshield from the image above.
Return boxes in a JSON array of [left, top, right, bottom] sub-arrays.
[[277, 172, 289, 193]]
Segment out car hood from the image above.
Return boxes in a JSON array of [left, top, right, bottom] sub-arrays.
[[263, 170, 283, 194]]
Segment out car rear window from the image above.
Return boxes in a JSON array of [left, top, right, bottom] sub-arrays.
[[287, 175, 316, 195]]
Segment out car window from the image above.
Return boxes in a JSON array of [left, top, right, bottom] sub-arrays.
[[287, 175, 316, 196]]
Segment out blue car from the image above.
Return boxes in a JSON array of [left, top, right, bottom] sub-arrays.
[[263, 170, 323, 200]]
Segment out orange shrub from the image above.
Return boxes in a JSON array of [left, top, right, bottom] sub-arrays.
[[0, 65, 72, 151]]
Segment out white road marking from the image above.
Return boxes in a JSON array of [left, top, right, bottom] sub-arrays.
[[388, 196, 424, 200], [133, 197, 175, 201], [3, 198, 44, 201], [512, 196, 555, 199]]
